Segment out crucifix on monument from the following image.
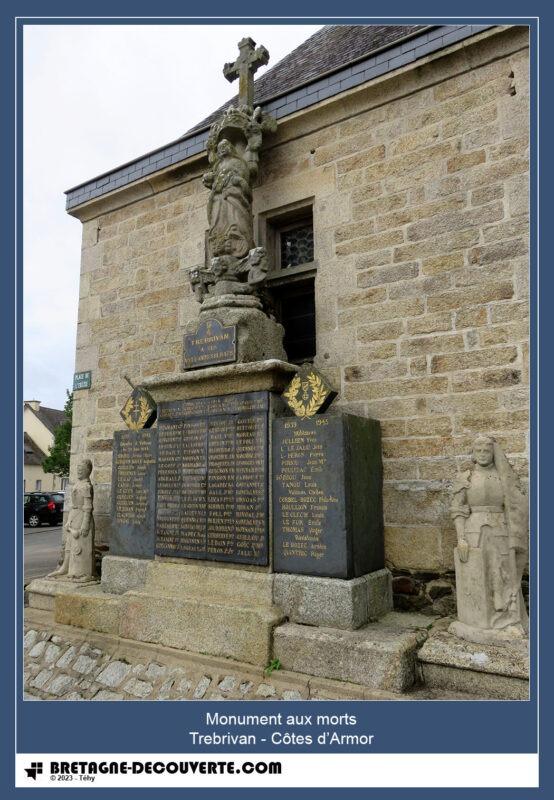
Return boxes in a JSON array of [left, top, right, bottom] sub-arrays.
[[184, 35, 285, 366], [223, 36, 269, 109]]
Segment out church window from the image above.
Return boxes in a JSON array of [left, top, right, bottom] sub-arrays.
[[279, 221, 314, 269]]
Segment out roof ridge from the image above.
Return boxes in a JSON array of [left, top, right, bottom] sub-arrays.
[[184, 24, 425, 136]]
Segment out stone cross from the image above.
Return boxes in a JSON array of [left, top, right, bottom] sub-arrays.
[[223, 37, 269, 108]]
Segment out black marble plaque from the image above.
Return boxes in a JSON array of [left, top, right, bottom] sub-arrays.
[[273, 413, 383, 578], [183, 318, 237, 370], [155, 391, 269, 565], [111, 429, 158, 558]]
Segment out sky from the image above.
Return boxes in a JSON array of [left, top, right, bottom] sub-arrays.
[[23, 23, 322, 410]]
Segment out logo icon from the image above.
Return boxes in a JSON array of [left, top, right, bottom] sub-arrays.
[[25, 762, 43, 781]]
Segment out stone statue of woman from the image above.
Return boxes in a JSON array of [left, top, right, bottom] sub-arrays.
[[48, 458, 96, 582], [449, 436, 528, 645], [203, 137, 257, 259]]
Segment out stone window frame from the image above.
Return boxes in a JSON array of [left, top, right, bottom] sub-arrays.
[[257, 197, 317, 284], [257, 198, 318, 364]]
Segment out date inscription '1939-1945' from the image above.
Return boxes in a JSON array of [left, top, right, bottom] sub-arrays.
[[273, 413, 384, 579]]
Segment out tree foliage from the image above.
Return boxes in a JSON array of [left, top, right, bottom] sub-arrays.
[[42, 392, 73, 478]]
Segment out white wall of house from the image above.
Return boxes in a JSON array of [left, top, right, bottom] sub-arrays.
[[23, 464, 63, 492], [23, 402, 53, 454], [23, 401, 66, 493]]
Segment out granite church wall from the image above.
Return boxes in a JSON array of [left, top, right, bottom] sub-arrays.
[[69, 26, 530, 576]]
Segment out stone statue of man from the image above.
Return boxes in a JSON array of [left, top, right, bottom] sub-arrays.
[[449, 436, 528, 645], [48, 458, 96, 582]]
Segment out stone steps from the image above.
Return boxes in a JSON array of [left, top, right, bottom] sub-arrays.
[[274, 621, 428, 693], [25, 601, 529, 700], [23, 608, 483, 701], [24, 608, 402, 701]]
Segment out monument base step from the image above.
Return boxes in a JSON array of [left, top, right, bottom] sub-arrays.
[[118, 589, 284, 666], [25, 607, 419, 701], [26, 577, 99, 612], [54, 584, 123, 635], [417, 627, 529, 700], [273, 616, 429, 693], [41, 558, 285, 667]]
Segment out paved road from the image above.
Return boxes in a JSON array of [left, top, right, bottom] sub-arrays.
[[24, 525, 62, 584]]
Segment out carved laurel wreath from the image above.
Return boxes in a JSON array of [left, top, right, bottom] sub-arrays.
[[122, 395, 151, 430], [283, 372, 328, 419]]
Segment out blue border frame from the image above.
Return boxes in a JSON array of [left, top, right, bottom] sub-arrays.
[[3, 2, 550, 798]]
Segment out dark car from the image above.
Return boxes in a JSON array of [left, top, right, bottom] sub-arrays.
[[24, 492, 64, 528]]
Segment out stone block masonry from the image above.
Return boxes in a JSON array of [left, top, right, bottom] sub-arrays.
[[69, 26, 529, 577], [327, 30, 529, 576]]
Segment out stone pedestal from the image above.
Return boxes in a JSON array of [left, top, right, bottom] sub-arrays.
[[273, 569, 392, 630], [100, 555, 149, 594], [448, 618, 528, 647], [184, 297, 287, 365], [418, 628, 529, 699], [55, 584, 122, 635]]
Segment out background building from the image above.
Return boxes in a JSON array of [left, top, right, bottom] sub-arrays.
[[63, 24, 530, 586], [23, 400, 66, 491]]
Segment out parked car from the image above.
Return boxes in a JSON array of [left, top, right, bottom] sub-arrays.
[[24, 492, 64, 527]]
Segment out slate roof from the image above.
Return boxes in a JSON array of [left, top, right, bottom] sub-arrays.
[[186, 25, 426, 135], [24, 433, 45, 466], [65, 23, 495, 209], [26, 404, 65, 435]]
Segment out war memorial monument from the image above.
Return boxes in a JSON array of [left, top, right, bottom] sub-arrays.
[[25, 25, 530, 701]]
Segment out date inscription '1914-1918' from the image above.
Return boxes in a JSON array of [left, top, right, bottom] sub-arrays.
[[111, 429, 158, 558], [155, 391, 268, 566]]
